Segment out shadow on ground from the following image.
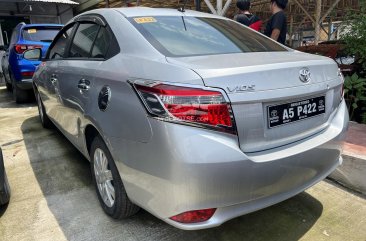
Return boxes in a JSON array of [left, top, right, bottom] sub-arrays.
[[21, 116, 324, 241], [0, 87, 35, 109]]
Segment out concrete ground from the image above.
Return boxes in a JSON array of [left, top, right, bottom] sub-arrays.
[[0, 86, 365, 241]]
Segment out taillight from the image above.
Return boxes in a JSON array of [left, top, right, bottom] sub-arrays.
[[15, 44, 42, 54], [170, 208, 216, 223], [133, 81, 236, 134], [21, 71, 34, 77]]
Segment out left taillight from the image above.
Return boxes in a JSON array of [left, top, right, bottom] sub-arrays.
[[132, 81, 236, 134], [15, 44, 42, 54]]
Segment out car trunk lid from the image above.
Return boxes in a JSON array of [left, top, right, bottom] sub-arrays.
[[167, 51, 343, 152]]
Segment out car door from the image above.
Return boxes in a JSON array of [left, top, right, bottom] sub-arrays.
[[54, 18, 107, 150], [38, 24, 76, 121]]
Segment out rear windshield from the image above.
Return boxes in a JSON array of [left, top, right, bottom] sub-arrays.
[[22, 27, 61, 42], [129, 16, 287, 57]]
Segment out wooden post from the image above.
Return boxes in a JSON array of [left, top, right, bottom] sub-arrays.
[[289, 15, 294, 47], [314, 0, 322, 45], [328, 17, 332, 40]]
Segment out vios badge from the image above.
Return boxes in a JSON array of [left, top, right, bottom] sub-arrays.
[[98, 86, 111, 111], [299, 68, 311, 83]]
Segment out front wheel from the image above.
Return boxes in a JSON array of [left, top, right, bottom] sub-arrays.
[[90, 135, 139, 219]]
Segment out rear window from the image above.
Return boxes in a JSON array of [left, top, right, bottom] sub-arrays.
[[129, 16, 286, 57], [22, 27, 61, 42]]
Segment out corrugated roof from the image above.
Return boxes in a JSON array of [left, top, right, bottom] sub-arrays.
[[22, 0, 79, 4]]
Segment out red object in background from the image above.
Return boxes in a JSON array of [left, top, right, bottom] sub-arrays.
[[249, 20, 262, 31]]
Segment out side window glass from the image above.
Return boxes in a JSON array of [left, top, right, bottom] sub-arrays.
[[49, 25, 74, 60], [69, 23, 99, 58], [91, 27, 110, 59]]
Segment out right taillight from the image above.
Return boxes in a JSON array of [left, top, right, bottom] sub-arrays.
[[132, 80, 236, 134]]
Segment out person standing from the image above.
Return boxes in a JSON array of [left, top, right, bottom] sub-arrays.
[[234, 0, 262, 31], [264, 0, 288, 45]]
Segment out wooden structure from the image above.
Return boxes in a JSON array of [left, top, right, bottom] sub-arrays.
[[75, 0, 362, 46]]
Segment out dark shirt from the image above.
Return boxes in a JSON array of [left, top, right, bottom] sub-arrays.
[[264, 11, 287, 45], [234, 13, 262, 31], [235, 14, 260, 27]]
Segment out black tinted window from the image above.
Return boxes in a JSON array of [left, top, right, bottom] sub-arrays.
[[22, 27, 61, 42], [129, 16, 286, 57], [91, 27, 110, 58], [69, 23, 99, 58], [48, 25, 74, 59]]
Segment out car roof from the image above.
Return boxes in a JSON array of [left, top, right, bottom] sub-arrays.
[[21, 24, 64, 29], [112, 7, 223, 19]]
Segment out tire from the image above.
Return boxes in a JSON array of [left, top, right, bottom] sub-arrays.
[[35, 90, 53, 129], [0, 173, 11, 206], [0, 149, 10, 206], [5, 82, 12, 92], [12, 78, 28, 104], [90, 135, 139, 219]]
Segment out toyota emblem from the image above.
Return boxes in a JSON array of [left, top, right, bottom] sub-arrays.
[[299, 68, 311, 83]]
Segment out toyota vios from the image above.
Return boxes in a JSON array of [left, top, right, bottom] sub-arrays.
[[31, 8, 348, 230]]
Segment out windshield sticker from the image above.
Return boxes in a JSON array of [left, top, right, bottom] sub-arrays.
[[134, 17, 157, 24], [27, 29, 37, 34]]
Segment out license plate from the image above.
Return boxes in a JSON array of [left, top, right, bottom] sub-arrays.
[[267, 96, 326, 128]]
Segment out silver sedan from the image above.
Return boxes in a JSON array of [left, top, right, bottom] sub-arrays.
[[31, 7, 348, 230]]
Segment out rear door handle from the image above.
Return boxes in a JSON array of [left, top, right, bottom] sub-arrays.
[[78, 78, 90, 90]]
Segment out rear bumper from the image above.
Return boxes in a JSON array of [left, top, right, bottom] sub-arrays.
[[15, 78, 33, 90], [111, 100, 349, 230]]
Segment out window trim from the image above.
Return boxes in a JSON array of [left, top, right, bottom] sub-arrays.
[[45, 22, 78, 61], [45, 14, 120, 62]]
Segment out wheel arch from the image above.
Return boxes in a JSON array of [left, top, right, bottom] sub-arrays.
[[84, 124, 101, 158]]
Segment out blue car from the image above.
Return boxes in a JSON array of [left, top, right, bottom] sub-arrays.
[[3, 22, 62, 103]]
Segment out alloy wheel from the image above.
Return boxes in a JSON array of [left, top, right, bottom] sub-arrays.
[[94, 148, 115, 207]]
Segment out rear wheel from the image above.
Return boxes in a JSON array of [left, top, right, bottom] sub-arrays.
[[12, 78, 28, 104], [90, 135, 139, 219], [36, 91, 53, 129], [5, 82, 12, 92]]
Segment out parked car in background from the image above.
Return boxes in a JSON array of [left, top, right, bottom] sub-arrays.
[[296, 41, 361, 77], [0, 148, 10, 206], [32, 8, 348, 230], [2, 23, 62, 103]]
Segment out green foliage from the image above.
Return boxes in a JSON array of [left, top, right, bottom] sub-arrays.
[[344, 73, 366, 121], [341, 3, 366, 73]]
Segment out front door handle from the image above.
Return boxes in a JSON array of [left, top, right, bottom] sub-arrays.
[[78, 78, 90, 91], [50, 74, 57, 84]]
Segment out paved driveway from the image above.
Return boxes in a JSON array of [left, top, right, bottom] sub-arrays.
[[0, 87, 365, 241]]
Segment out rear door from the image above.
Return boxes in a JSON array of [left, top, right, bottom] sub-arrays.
[[55, 17, 112, 149]]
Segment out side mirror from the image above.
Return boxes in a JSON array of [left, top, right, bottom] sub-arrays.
[[23, 48, 42, 61]]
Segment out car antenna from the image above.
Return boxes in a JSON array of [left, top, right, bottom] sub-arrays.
[[178, 0, 189, 12]]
